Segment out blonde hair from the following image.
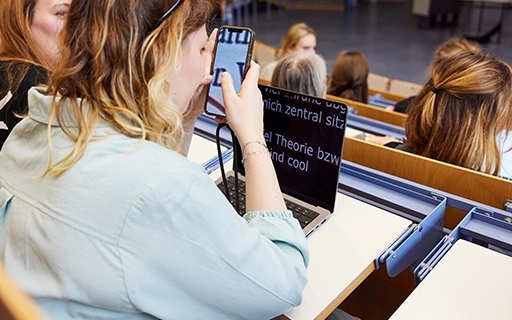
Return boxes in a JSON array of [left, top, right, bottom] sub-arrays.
[[405, 52, 512, 176], [0, 0, 52, 95], [44, 0, 215, 177], [327, 51, 369, 103], [429, 38, 481, 74], [278, 23, 316, 58], [271, 51, 326, 98]]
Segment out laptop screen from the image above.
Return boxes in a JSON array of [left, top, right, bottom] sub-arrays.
[[235, 84, 348, 212]]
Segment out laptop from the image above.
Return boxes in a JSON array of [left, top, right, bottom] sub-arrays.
[[215, 84, 349, 236]]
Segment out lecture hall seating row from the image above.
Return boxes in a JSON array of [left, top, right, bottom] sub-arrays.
[[252, 39, 422, 103], [326, 93, 407, 128], [342, 136, 512, 230], [368, 73, 423, 100]]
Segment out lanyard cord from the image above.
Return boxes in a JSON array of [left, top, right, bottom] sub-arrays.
[[215, 123, 241, 213]]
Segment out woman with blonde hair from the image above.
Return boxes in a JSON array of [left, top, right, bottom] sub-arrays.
[[0, 0, 71, 148], [271, 51, 327, 98], [327, 51, 369, 103], [394, 37, 481, 113], [429, 37, 481, 74], [260, 22, 317, 80], [401, 51, 512, 179], [0, 0, 309, 318]]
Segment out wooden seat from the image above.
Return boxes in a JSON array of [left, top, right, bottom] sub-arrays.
[[342, 136, 512, 230], [326, 94, 407, 127], [0, 263, 44, 320], [368, 73, 390, 91], [253, 40, 278, 69], [389, 79, 423, 97], [368, 87, 408, 103]]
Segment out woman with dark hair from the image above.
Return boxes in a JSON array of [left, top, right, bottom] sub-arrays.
[[0, 0, 70, 148], [0, 0, 309, 318], [327, 51, 369, 103]]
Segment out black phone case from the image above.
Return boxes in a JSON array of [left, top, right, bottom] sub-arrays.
[[204, 26, 255, 118]]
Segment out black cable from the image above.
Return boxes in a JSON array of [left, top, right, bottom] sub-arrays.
[[215, 123, 241, 214], [230, 128, 241, 214], [215, 123, 230, 198]]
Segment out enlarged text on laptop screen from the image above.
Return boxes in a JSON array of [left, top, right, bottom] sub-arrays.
[[256, 85, 348, 212]]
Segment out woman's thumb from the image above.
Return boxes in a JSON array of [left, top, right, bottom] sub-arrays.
[[221, 72, 237, 104]]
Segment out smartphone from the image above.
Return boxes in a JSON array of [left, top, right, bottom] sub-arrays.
[[204, 26, 255, 118]]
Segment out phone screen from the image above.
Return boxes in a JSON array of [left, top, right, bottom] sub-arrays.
[[205, 27, 254, 117]]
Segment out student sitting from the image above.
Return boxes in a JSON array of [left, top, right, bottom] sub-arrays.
[[260, 22, 317, 81], [392, 52, 512, 180], [394, 38, 481, 114], [271, 50, 327, 98], [327, 51, 369, 104]]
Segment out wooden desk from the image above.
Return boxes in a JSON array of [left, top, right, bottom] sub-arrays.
[[390, 240, 512, 319]]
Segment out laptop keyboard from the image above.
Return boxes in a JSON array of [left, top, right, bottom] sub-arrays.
[[217, 175, 319, 229]]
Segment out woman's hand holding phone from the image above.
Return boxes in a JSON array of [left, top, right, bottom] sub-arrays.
[[204, 26, 254, 118], [222, 61, 287, 212], [221, 61, 264, 145]]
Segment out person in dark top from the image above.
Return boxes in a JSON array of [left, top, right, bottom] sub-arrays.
[[393, 95, 415, 114], [0, 64, 49, 148], [0, 0, 70, 149]]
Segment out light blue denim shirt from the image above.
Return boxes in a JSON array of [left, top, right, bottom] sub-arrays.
[[0, 87, 309, 319]]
